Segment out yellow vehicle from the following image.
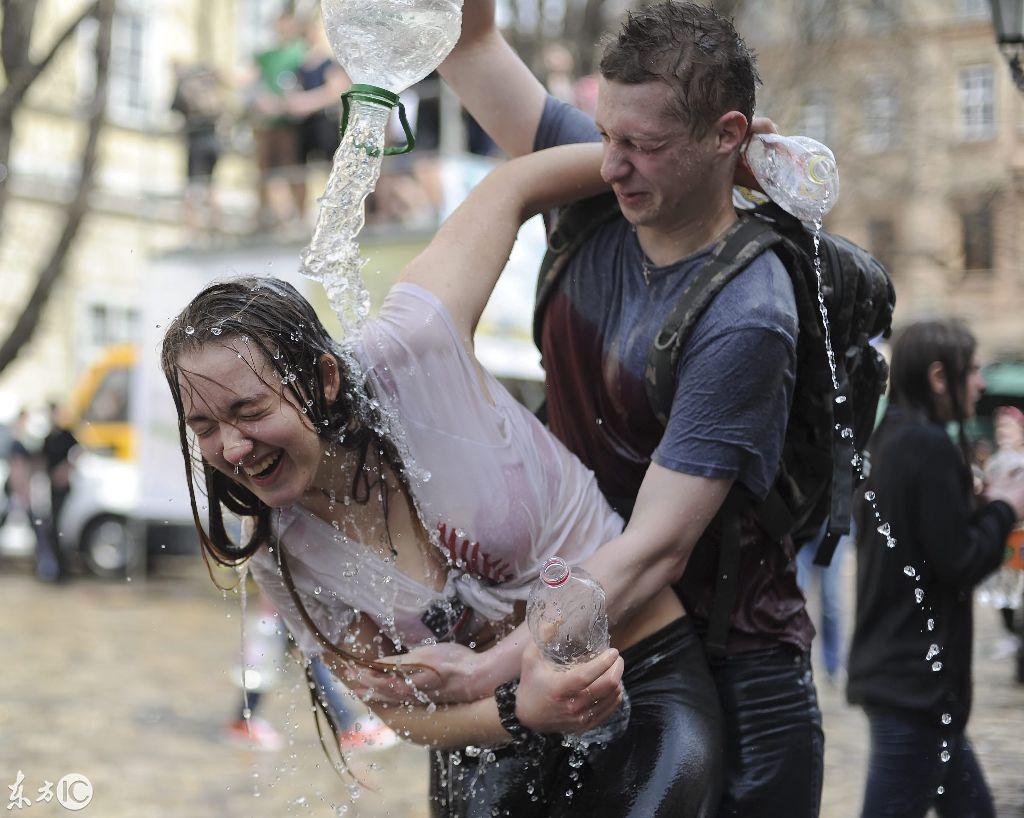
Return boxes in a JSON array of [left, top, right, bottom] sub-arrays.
[[65, 344, 135, 461]]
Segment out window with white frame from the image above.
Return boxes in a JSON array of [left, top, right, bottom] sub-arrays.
[[78, 1, 165, 126], [954, 0, 990, 20], [861, 77, 899, 152], [109, 6, 148, 118], [87, 303, 139, 348], [958, 64, 996, 141], [796, 89, 832, 144], [961, 201, 995, 272]]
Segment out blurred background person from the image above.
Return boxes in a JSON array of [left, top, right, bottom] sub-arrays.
[[38, 402, 78, 582], [796, 519, 851, 687], [847, 318, 1024, 818], [247, 11, 307, 233], [286, 16, 349, 172], [982, 405, 1024, 675], [170, 60, 228, 241]]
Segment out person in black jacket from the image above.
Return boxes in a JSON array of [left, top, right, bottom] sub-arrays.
[[847, 318, 1024, 818]]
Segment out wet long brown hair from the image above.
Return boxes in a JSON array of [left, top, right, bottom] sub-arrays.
[[887, 317, 977, 469], [163, 276, 437, 777], [161, 277, 415, 669]]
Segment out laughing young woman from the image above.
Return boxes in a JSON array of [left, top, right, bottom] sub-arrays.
[[162, 143, 723, 817]]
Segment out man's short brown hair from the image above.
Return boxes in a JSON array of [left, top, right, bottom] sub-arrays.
[[599, 1, 760, 139]]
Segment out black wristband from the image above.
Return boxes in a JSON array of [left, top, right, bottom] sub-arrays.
[[494, 679, 548, 753]]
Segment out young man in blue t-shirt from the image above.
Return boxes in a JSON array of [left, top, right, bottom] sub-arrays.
[[362, 2, 823, 815]]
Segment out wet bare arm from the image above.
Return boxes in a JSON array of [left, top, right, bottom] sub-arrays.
[[438, 0, 547, 158], [400, 143, 605, 339], [329, 640, 623, 751], [370, 467, 732, 703]]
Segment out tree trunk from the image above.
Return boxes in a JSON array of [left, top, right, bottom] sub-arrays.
[[0, 0, 114, 375], [0, 0, 101, 239]]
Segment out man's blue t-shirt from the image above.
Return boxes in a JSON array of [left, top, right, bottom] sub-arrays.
[[536, 97, 797, 503], [535, 97, 812, 653]]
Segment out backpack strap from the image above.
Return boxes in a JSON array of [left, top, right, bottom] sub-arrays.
[[705, 487, 748, 656], [533, 192, 622, 351], [643, 215, 786, 425]]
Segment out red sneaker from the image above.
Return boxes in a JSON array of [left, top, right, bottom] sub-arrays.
[[336, 715, 399, 753], [222, 716, 284, 752]]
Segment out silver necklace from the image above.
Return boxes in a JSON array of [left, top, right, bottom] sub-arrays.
[[635, 226, 653, 286]]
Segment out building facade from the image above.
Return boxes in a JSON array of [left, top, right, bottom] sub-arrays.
[[739, 0, 1023, 359]]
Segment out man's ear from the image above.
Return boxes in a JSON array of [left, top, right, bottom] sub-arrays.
[[716, 110, 749, 154], [320, 354, 341, 403], [927, 361, 947, 396]]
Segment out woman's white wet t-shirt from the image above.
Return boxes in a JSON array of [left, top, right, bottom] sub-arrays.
[[249, 283, 623, 657]]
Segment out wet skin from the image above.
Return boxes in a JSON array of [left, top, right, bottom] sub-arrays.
[[596, 79, 720, 230], [177, 338, 336, 513]]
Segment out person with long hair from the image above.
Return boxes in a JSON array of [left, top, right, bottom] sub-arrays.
[[161, 142, 723, 817], [847, 318, 1024, 817]]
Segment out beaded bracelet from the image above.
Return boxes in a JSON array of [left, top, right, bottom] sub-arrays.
[[494, 679, 550, 753]]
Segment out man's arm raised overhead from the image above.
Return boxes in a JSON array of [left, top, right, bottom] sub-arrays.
[[439, 0, 548, 158]]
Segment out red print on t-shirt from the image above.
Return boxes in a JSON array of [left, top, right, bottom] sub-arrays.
[[437, 522, 512, 583]]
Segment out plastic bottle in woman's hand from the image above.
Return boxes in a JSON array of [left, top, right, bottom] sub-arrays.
[[744, 133, 840, 223], [527, 557, 630, 744]]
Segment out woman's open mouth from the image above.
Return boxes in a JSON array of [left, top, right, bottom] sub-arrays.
[[244, 451, 283, 484]]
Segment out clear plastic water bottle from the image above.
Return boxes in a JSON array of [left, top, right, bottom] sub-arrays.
[[300, 0, 463, 333], [744, 133, 840, 223], [526, 557, 630, 746], [322, 0, 463, 93]]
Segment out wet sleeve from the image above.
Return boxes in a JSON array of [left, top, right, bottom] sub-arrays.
[[359, 283, 507, 443], [533, 95, 600, 151], [911, 435, 1014, 588], [652, 325, 796, 499]]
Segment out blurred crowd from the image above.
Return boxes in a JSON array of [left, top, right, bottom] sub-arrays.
[[168, 14, 602, 243], [0, 404, 78, 583]]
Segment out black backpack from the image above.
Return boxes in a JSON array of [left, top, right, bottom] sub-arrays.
[[534, 192, 895, 654]]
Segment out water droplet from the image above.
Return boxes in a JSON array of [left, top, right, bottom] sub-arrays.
[[940, 750, 950, 763], [465, 745, 481, 757], [925, 644, 940, 660], [864, 490, 876, 501], [313, 586, 322, 595], [834, 395, 847, 404], [927, 618, 935, 631], [937, 786, 945, 796], [876, 522, 890, 536], [941, 713, 952, 725], [185, 325, 195, 335], [932, 661, 943, 672], [840, 427, 854, 439], [915, 588, 924, 604], [211, 326, 223, 336], [903, 565, 915, 576]]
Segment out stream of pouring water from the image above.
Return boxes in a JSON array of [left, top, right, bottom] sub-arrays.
[[809, 215, 952, 776]]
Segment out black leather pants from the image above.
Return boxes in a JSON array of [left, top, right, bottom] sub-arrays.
[[708, 646, 824, 818], [429, 616, 725, 818]]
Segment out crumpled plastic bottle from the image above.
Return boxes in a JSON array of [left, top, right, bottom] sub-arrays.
[[745, 133, 840, 223]]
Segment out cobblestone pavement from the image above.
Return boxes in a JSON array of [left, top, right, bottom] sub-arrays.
[[1, 555, 1022, 817]]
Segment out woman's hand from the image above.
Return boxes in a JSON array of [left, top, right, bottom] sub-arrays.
[[346, 642, 501, 705], [514, 643, 624, 735]]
